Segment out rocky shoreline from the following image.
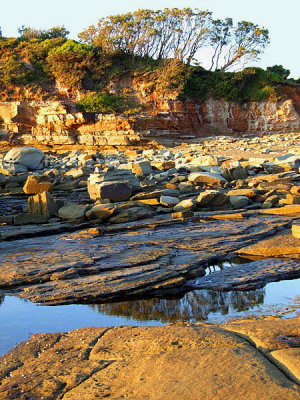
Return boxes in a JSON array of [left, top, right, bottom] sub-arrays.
[[1, 133, 300, 302], [0, 132, 300, 398]]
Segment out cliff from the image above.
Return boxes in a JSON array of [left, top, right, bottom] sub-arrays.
[[0, 82, 300, 149]]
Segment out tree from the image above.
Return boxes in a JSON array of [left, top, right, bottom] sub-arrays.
[[79, 8, 213, 64], [209, 18, 233, 70], [220, 21, 269, 71], [18, 25, 69, 41], [43, 26, 69, 39], [266, 65, 290, 80]]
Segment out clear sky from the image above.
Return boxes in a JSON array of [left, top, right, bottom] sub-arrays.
[[1, 0, 299, 77]]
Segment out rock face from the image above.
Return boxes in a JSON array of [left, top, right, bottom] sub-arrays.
[[0, 318, 299, 400], [0, 84, 300, 149]]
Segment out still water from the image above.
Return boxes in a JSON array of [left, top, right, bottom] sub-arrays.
[[0, 278, 299, 357]]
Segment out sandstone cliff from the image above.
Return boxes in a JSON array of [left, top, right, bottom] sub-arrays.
[[0, 81, 300, 149]]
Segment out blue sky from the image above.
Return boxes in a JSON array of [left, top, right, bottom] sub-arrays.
[[1, 0, 299, 77]]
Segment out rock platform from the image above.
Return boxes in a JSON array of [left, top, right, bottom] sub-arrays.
[[0, 317, 299, 399]]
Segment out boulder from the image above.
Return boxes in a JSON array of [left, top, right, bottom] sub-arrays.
[[132, 161, 152, 177], [229, 195, 249, 209], [89, 181, 132, 202], [173, 198, 197, 212], [4, 147, 44, 170], [109, 206, 155, 223], [196, 190, 228, 208], [188, 172, 227, 185], [23, 175, 53, 195], [193, 155, 220, 167], [0, 161, 28, 175], [221, 160, 248, 180], [160, 195, 180, 207], [152, 161, 175, 170], [58, 204, 88, 220], [13, 213, 48, 225], [178, 182, 194, 193], [227, 189, 256, 198], [85, 204, 116, 221], [28, 191, 58, 218], [88, 169, 140, 200]]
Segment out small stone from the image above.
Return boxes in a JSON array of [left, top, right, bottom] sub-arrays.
[[291, 224, 300, 239], [188, 172, 226, 185]]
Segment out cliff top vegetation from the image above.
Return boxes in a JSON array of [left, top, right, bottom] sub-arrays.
[[0, 8, 298, 112]]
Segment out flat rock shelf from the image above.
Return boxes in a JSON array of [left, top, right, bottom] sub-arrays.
[[0, 215, 298, 305]]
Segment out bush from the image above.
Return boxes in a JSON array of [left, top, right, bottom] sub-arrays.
[[1, 55, 32, 86], [76, 92, 127, 113], [182, 66, 283, 102]]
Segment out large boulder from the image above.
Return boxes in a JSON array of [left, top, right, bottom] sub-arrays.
[[4, 147, 44, 171], [89, 181, 133, 202], [88, 169, 140, 201]]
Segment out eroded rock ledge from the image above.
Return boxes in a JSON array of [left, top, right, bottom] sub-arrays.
[[0, 214, 298, 305], [0, 318, 299, 399]]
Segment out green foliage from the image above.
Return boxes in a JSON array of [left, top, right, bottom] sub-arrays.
[[266, 65, 290, 80], [18, 25, 69, 41], [0, 55, 32, 86], [47, 40, 107, 90], [182, 66, 283, 102], [153, 59, 186, 93], [76, 92, 127, 113]]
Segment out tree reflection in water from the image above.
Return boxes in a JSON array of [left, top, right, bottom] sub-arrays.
[[91, 289, 265, 323], [0, 294, 3, 306]]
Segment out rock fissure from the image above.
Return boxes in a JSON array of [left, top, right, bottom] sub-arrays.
[[225, 329, 300, 386]]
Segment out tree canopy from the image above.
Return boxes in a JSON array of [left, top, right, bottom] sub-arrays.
[[79, 8, 270, 70]]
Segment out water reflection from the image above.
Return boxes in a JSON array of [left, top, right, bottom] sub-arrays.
[[0, 293, 4, 305], [91, 289, 265, 323]]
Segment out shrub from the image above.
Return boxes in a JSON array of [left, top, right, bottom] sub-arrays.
[[76, 92, 127, 113]]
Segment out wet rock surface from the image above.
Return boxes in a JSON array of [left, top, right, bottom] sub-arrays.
[[189, 258, 300, 291], [0, 318, 299, 399], [0, 215, 294, 305]]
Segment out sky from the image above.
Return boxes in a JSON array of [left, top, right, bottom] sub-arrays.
[[1, 0, 299, 77]]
